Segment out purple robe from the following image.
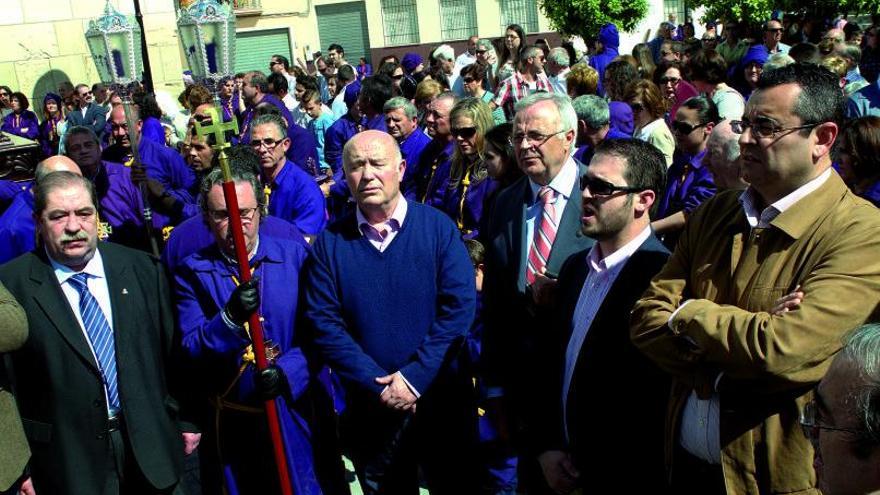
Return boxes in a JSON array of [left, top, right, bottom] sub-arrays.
[[398, 130, 432, 199], [141, 116, 166, 146], [415, 139, 455, 208], [266, 160, 327, 235], [39, 115, 64, 157], [0, 162, 146, 262], [239, 94, 295, 144], [1, 110, 39, 140], [0, 180, 30, 213], [657, 148, 716, 248], [173, 235, 325, 495], [440, 165, 499, 240]]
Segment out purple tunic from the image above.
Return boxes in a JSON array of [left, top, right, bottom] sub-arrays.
[[398, 129, 432, 200], [39, 115, 64, 157], [415, 139, 455, 208], [657, 148, 716, 248], [267, 160, 327, 235], [440, 164, 499, 240], [173, 235, 324, 495], [239, 94, 295, 145], [1, 110, 39, 140]]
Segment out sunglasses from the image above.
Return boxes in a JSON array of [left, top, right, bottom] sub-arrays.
[[672, 121, 708, 135], [391, 74, 405, 80], [580, 175, 649, 196], [451, 127, 477, 138], [462, 77, 476, 84], [629, 103, 645, 113]]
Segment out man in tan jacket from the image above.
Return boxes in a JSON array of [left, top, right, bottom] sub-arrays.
[[631, 62, 880, 494], [0, 281, 28, 494]]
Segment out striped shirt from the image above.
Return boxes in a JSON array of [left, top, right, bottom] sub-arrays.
[[494, 71, 554, 120]]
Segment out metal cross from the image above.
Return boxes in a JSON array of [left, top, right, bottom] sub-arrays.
[[193, 105, 239, 151]]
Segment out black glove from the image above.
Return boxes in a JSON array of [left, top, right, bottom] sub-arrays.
[[256, 365, 289, 401], [224, 278, 260, 326]]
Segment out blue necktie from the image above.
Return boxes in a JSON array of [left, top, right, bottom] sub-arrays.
[[68, 273, 120, 410]]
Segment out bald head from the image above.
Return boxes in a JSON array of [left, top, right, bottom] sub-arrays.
[[35, 155, 82, 181], [343, 130, 405, 221], [824, 28, 845, 45], [703, 120, 747, 190]]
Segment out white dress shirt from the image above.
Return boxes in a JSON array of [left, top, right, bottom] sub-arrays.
[[675, 167, 832, 464]]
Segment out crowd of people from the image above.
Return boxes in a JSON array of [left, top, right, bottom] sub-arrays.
[[1, 13, 880, 495]]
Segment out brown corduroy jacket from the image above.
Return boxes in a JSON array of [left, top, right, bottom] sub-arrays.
[[631, 171, 880, 494]]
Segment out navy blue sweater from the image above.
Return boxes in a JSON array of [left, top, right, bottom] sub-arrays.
[[304, 201, 476, 396]]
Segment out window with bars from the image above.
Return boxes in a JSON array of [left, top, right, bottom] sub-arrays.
[[499, 0, 539, 34], [381, 0, 420, 46], [662, 0, 689, 28], [439, 0, 478, 41]]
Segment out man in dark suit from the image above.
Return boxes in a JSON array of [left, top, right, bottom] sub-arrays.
[[481, 92, 594, 490], [0, 172, 193, 494], [66, 84, 107, 141], [531, 138, 672, 493]]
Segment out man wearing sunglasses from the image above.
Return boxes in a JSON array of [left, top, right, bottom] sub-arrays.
[[632, 63, 880, 494], [534, 138, 672, 493], [66, 83, 106, 141], [652, 95, 718, 250], [763, 19, 790, 55], [805, 323, 880, 495]]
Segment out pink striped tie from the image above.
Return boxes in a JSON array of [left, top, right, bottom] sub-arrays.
[[527, 186, 557, 285]]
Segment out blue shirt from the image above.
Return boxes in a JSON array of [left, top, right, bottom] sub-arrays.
[[267, 160, 327, 235]]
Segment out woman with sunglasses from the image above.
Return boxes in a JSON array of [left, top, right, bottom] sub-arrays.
[[38, 93, 65, 157], [837, 116, 880, 207], [626, 80, 674, 167], [652, 60, 698, 126], [441, 98, 497, 239], [1, 92, 39, 141], [652, 96, 719, 249], [378, 61, 405, 97], [460, 62, 505, 125]]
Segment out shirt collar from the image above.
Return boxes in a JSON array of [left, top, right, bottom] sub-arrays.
[[738, 167, 832, 227], [356, 196, 408, 235], [529, 155, 578, 203], [49, 246, 107, 285], [586, 225, 652, 274]]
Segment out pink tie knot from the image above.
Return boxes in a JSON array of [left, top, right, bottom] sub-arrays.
[[539, 186, 556, 205]]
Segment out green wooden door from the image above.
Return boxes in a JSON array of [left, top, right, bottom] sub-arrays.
[[316, 2, 372, 64], [235, 28, 292, 74]]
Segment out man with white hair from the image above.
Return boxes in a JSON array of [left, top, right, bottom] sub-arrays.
[[702, 119, 748, 191], [433, 44, 458, 89], [547, 47, 572, 94]]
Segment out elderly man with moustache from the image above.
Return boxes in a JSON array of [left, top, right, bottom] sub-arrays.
[[702, 119, 748, 191], [304, 130, 478, 494]]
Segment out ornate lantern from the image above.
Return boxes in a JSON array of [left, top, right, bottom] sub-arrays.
[[176, 0, 237, 89], [85, 0, 144, 87]]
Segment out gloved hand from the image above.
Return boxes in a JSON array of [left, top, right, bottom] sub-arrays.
[[256, 365, 289, 401], [224, 278, 260, 326]]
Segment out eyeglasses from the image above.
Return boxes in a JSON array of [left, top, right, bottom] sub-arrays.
[[799, 399, 865, 448], [580, 175, 649, 196], [731, 118, 820, 139], [0, 92, 8, 97], [250, 137, 285, 150], [659, 76, 680, 85], [451, 127, 477, 138], [672, 121, 708, 135], [513, 129, 566, 147], [207, 207, 259, 224]]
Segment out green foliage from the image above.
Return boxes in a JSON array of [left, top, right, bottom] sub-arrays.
[[539, 0, 649, 39], [694, 0, 880, 26]]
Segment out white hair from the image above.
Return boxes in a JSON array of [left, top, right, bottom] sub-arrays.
[[432, 44, 455, 62]]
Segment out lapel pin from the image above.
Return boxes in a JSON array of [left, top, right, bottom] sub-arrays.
[[122, 288, 129, 295]]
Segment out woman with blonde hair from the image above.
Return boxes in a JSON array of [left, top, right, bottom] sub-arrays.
[[441, 97, 498, 239], [632, 43, 657, 80]]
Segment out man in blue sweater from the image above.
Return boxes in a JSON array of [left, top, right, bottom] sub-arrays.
[[304, 130, 479, 494]]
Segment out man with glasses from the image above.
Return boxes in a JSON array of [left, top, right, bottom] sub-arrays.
[[482, 92, 593, 492], [66, 83, 106, 140], [652, 95, 718, 249], [250, 113, 326, 238], [632, 63, 880, 494], [763, 18, 791, 55], [172, 163, 340, 494], [534, 138, 671, 494], [493, 46, 555, 121], [803, 323, 880, 495]]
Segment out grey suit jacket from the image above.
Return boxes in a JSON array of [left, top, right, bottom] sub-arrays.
[[0, 281, 28, 491]]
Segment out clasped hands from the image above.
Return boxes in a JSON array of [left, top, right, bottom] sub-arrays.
[[376, 371, 417, 412]]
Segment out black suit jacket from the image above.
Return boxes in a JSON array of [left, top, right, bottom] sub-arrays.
[[0, 243, 184, 494], [481, 160, 594, 418], [66, 102, 107, 139], [532, 233, 671, 491]]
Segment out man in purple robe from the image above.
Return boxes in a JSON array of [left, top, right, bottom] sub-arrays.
[[238, 71, 294, 145], [172, 165, 342, 495], [384, 97, 431, 199], [415, 92, 457, 207]]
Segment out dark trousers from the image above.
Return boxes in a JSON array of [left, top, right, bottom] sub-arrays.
[[342, 378, 479, 495], [103, 417, 184, 495], [670, 446, 726, 495]]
